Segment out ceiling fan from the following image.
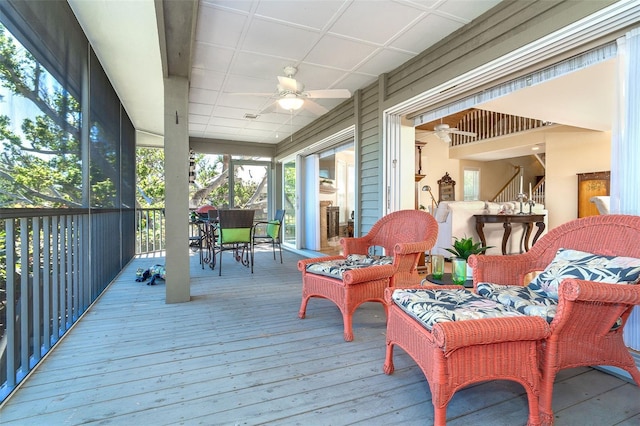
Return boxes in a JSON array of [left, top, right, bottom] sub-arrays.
[[235, 66, 351, 115], [416, 123, 477, 143]]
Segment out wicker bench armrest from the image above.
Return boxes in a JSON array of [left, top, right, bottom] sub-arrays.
[[341, 237, 370, 254], [393, 241, 433, 255], [560, 279, 640, 304], [342, 264, 396, 285], [432, 316, 550, 355]]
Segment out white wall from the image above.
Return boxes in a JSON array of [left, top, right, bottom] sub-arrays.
[[420, 134, 460, 208], [545, 128, 611, 229]]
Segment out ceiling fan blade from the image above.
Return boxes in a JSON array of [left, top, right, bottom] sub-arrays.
[[229, 92, 275, 97], [303, 99, 328, 115], [451, 130, 477, 137], [277, 75, 302, 93], [303, 89, 351, 99]]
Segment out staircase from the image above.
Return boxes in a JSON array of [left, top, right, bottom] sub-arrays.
[[491, 166, 545, 205]]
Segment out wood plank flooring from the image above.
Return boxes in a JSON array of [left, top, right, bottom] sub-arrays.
[[1, 248, 639, 425]]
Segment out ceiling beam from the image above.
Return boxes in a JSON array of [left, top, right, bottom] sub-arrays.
[[155, 0, 198, 78]]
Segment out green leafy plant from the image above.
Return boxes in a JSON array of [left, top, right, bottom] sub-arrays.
[[445, 236, 492, 260]]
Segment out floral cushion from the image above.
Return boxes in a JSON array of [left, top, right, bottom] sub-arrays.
[[527, 248, 640, 300], [391, 288, 524, 331], [476, 283, 557, 323], [305, 254, 393, 279]]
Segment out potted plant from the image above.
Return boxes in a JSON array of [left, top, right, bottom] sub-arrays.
[[445, 236, 492, 279], [445, 236, 491, 260]]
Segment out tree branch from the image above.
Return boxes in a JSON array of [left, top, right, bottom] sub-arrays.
[[0, 169, 81, 207]]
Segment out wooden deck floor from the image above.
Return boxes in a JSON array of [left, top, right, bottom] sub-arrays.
[[1, 248, 639, 425]]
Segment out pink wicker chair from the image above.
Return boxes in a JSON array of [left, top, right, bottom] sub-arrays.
[[468, 214, 640, 426], [297, 210, 438, 341], [383, 286, 549, 426]]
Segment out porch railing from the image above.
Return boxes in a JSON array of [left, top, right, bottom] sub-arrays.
[[0, 208, 135, 402], [450, 109, 553, 146], [136, 208, 165, 254]]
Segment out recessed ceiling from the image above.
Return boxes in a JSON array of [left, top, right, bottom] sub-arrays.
[[69, 0, 502, 146], [69, 0, 615, 157]]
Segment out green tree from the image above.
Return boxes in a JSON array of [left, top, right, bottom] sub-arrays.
[[135, 147, 165, 208], [190, 154, 228, 207], [0, 24, 119, 208]]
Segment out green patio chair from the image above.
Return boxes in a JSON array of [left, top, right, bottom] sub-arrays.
[[252, 209, 285, 263], [215, 209, 255, 276]]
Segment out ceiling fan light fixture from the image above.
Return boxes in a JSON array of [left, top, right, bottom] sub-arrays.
[[437, 133, 451, 143], [278, 95, 304, 111]]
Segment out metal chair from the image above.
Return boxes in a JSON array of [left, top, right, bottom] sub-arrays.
[[189, 222, 206, 269], [189, 209, 214, 269], [252, 209, 285, 263], [201, 208, 219, 269], [215, 209, 255, 276]]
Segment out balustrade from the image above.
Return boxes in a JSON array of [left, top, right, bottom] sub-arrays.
[[0, 208, 144, 402]]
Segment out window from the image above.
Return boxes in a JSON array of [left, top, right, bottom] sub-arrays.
[[283, 159, 296, 245], [463, 168, 480, 201]]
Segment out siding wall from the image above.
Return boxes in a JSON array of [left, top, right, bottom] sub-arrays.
[[273, 0, 617, 235], [358, 82, 382, 232]]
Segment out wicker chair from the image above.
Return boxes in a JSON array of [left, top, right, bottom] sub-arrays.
[[468, 214, 640, 425], [297, 210, 438, 341]]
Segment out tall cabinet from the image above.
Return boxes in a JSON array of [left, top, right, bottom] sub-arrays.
[[577, 171, 610, 218]]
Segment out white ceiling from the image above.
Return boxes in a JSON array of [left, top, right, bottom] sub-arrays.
[[69, 0, 502, 146], [449, 59, 616, 161], [189, 0, 506, 144], [69, 0, 616, 155], [477, 59, 615, 133], [68, 0, 164, 146]]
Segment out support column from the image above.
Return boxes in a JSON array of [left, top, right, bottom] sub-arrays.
[[164, 76, 190, 303]]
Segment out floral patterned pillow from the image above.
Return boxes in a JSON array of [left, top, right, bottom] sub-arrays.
[[391, 288, 524, 331], [527, 248, 640, 300], [305, 254, 393, 279], [477, 283, 557, 323]]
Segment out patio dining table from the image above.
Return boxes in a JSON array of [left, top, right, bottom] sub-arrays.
[[192, 209, 253, 269], [189, 215, 219, 269]]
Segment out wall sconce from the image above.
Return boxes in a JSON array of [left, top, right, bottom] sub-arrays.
[[278, 94, 304, 111], [422, 185, 438, 209]]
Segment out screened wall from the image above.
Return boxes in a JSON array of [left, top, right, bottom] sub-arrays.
[[0, 0, 136, 401]]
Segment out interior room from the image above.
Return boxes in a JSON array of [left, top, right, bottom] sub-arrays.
[[317, 144, 355, 255], [411, 55, 615, 232]]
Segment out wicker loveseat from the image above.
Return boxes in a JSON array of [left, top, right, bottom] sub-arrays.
[[298, 210, 438, 341]]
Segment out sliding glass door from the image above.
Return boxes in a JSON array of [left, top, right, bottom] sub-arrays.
[[283, 159, 296, 246]]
